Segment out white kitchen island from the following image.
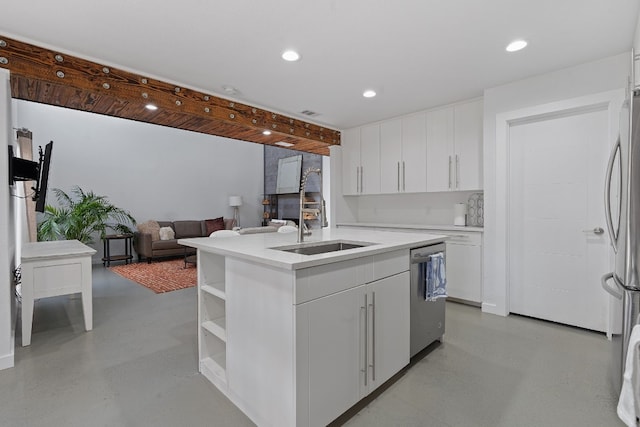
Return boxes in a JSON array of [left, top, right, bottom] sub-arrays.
[[179, 228, 446, 427]]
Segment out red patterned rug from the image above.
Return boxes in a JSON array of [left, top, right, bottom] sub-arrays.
[[109, 259, 196, 293]]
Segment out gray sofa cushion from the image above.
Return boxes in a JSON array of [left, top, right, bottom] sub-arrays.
[[173, 220, 203, 238], [152, 239, 182, 250]]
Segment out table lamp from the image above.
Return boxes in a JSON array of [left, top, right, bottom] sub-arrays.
[[229, 196, 243, 228]]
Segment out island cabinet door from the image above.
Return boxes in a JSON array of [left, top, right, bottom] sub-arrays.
[[296, 284, 366, 427], [366, 271, 410, 393]]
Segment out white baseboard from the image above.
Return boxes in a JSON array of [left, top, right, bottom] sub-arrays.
[[0, 351, 14, 371], [481, 302, 508, 317]]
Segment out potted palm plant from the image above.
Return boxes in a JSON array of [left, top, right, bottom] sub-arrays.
[[37, 186, 136, 244]]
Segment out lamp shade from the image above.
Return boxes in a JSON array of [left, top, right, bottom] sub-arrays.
[[229, 196, 243, 207]]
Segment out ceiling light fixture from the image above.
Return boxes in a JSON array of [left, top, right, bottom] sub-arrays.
[[282, 50, 301, 62], [145, 104, 158, 111], [275, 141, 295, 147], [263, 130, 272, 135], [506, 40, 528, 52], [363, 90, 377, 98]]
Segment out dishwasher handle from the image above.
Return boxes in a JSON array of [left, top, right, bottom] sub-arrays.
[[411, 244, 446, 263]]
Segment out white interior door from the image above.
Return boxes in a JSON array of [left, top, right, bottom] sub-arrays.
[[508, 108, 610, 332]]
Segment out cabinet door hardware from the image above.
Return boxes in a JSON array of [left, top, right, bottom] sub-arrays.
[[362, 293, 368, 385], [456, 155, 460, 189], [369, 291, 376, 381]]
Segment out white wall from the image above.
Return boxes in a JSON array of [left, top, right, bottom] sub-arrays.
[[482, 52, 629, 316], [15, 101, 264, 261], [0, 69, 15, 370]]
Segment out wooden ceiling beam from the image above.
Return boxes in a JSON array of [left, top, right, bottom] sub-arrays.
[[0, 35, 339, 155]]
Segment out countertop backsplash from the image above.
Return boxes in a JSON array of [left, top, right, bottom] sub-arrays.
[[354, 191, 483, 227]]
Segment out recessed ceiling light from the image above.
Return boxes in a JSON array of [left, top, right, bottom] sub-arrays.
[[263, 130, 272, 135], [506, 40, 527, 52], [145, 104, 158, 111], [282, 50, 301, 62], [363, 90, 377, 98], [275, 141, 295, 147]]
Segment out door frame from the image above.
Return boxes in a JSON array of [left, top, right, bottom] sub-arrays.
[[491, 89, 625, 335]]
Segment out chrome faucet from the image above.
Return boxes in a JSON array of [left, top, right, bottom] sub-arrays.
[[298, 167, 328, 243]]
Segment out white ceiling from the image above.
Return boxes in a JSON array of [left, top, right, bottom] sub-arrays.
[[1, 0, 638, 130]]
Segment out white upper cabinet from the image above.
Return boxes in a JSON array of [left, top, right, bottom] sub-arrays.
[[426, 107, 455, 192], [401, 114, 428, 193], [379, 115, 427, 194], [454, 99, 483, 191], [380, 118, 403, 193], [342, 125, 380, 195], [342, 97, 482, 195], [360, 124, 381, 195], [342, 128, 361, 195], [426, 99, 483, 192]]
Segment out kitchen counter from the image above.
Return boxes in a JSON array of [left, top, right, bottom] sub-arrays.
[[179, 228, 446, 427], [336, 221, 484, 233], [179, 227, 447, 270]]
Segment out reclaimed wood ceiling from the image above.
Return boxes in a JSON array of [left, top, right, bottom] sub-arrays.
[[0, 36, 339, 155]]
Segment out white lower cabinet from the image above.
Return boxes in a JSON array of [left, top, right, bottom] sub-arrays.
[[296, 271, 409, 427], [445, 232, 482, 303]]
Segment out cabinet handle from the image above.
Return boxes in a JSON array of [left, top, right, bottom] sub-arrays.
[[360, 166, 364, 193], [456, 155, 460, 189], [448, 156, 452, 189], [402, 161, 406, 191], [369, 291, 376, 382], [362, 293, 368, 386], [397, 162, 400, 192]]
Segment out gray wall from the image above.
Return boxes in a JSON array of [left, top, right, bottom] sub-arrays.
[[15, 100, 264, 261]]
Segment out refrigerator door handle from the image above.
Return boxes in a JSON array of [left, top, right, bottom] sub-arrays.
[[601, 272, 623, 300], [604, 136, 621, 252]]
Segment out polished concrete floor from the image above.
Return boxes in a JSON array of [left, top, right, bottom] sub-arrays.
[[0, 266, 623, 427]]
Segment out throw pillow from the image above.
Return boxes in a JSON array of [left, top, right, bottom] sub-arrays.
[[159, 226, 175, 241], [137, 220, 161, 241], [205, 217, 225, 235]]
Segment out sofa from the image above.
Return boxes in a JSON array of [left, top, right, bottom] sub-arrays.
[[134, 218, 235, 262]]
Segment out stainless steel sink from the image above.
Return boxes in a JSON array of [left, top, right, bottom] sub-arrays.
[[272, 240, 374, 255]]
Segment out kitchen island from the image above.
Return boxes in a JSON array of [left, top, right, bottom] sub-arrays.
[[179, 228, 446, 427]]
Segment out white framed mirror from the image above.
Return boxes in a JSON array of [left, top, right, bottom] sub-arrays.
[[276, 155, 302, 194]]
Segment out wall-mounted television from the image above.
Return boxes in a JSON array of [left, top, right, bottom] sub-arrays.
[[8, 141, 53, 212], [276, 154, 302, 194]]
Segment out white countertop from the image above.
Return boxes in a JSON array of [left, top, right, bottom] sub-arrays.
[[179, 228, 447, 270], [337, 222, 484, 233], [21, 240, 97, 261]]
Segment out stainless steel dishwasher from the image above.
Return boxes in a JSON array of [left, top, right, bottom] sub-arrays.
[[410, 243, 446, 357]]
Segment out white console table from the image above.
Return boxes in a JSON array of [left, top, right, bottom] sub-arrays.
[[20, 240, 96, 346]]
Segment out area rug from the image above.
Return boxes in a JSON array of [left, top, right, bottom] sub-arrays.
[[109, 259, 196, 293]]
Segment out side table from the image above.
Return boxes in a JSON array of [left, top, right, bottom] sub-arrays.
[[21, 240, 96, 346], [102, 233, 133, 267]]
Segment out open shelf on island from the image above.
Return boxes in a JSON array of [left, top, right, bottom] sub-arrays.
[[202, 283, 226, 300], [200, 253, 226, 293], [201, 353, 227, 384], [202, 318, 226, 342], [198, 251, 228, 389]]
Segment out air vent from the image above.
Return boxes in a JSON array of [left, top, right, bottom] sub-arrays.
[[300, 110, 320, 117]]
